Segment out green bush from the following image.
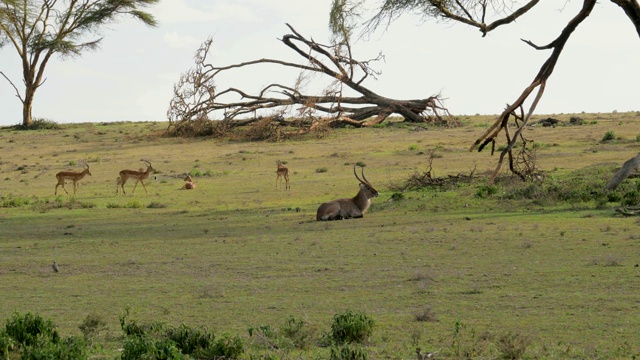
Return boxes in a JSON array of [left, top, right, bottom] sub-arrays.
[[329, 310, 374, 345], [330, 343, 368, 360], [207, 333, 244, 359], [1, 194, 31, 208], [2, 312, 88, 360], [164, 324, 212, 355], [601, 130, 616, 142], [475, 185, 498, 198], [4, 312, 59, 347], [20, 336, 88, 360]]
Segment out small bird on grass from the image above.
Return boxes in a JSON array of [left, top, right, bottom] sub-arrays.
[[52, 260, 59, 273]]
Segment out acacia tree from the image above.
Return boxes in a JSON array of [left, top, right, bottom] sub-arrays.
[[0, 0, 158, 126], [330, 0, 640, 183]]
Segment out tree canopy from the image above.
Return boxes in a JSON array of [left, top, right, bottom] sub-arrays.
[[330, 0, 640, 182], [0, 0, 158, 126]]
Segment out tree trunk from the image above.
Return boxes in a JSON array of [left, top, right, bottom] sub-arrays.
[[22, 97, 33, 126]]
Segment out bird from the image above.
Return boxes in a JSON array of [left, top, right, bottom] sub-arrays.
[[52, 260, 59, 273]]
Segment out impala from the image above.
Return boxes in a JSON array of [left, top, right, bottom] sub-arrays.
[[316, 165, 379, 221], [55, 162, 91, 195], [116, 160, 155, 195], [276, 160, 290, 190], [181, 174, 196, 190]]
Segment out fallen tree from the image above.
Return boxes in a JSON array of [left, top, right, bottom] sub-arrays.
[[166, 23, 457, 139]]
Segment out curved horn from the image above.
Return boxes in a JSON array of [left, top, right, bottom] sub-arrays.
[[354, 165, 368, 184], [360, 167, 371, 185]]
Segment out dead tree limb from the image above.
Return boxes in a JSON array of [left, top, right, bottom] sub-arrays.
[[604, 153, 640, 191], [166, 23, 457, 137], [468, 0, 597, 184]]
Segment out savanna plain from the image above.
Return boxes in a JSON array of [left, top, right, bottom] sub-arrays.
[[1, 112, 640, 359]]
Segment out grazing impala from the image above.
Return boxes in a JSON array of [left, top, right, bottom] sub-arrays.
[[181, 175, 196, 190], [55, 162, 91, 195], [316, 165, 379, 221], [276, 160, 290, 190], [116, 160, 155, 195]]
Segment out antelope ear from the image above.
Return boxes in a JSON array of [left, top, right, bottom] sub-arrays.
[[359, 183, 366, 190]]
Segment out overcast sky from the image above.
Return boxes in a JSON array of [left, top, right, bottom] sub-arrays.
[[0, 1, 638, 126]]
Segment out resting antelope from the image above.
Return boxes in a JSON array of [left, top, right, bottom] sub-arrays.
[[276, 160, 290, 190], [55, 162, 91, 195], [316, 165, 379, 221], [116, 160, 155, 195], [181, 174, 196, 190]]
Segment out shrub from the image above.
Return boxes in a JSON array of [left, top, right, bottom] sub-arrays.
[[15, 118, 61, 130], [4, 312, 59, 347], [20, 336, 88, 360], [329, 310, 374, 345], [330, 343, 368, 360], [475, 185, 498, 198], [206, 333, 244, 359], [1, 194, 31, 208], [78, 313, 107, 344], [601, 130, 616, 142], [281, 316, 315, 350], [165, 324, 212, 355], [496, 331, 531, 360], [413, 306, 438, 322]]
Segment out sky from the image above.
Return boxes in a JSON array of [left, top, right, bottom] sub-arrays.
[[0, 0, 639, 126]]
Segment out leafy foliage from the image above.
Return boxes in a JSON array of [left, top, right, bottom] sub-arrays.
[[329, 310, 374, 345]]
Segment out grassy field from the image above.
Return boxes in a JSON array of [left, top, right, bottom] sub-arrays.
[[1, 112, 640, 359]]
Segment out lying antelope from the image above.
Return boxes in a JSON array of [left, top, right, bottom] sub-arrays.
[[181, 175, 196, 190], [55, 162, 91, 195], [316, 165, 379, 221], [276, 160, 290, 190], [116, 160, 155, 195]]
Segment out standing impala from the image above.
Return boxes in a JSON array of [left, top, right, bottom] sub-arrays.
[[316, 165, 379, 221], [116, 160, 155, 195], [276, 160, 290, 190], [55, 162, 91, 195]]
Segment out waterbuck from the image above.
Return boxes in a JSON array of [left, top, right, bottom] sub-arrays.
[[316, 165, 379, 221]]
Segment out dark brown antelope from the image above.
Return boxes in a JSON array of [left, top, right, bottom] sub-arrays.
[[116, 160, 155, 195], [181, 174, 196, 190], [276, 160, 290, 190], [55, 161, 91, 195], [316, 165, 379, 221]]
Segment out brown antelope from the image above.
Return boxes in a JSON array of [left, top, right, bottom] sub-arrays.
[[116, 160, 155, 195], [55, 162, 91, 195], [316, 165, 379, 221], [181, 174, 196, 190], [276, 160, 290, 190]]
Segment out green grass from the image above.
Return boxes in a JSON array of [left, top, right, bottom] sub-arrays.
[[1, 114, 640, 359]]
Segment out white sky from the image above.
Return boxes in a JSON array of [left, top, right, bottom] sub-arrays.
[[0, 0, 638, 126]]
